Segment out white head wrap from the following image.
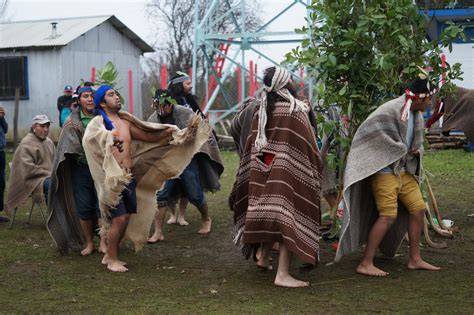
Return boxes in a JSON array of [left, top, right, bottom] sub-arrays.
[[254, 67, 310, 151]]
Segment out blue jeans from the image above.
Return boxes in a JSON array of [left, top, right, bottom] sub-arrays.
[[156, 158, 205, 208]]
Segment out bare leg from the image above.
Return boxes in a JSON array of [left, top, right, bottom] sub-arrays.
[[274, 242, 309, 288], [98, 219, 107, 254], [356, 216, 396, 277], [79, 219, 95, 256], [102, 214, 129, 272], [99, 236, 107, 254], [166, 205, 177, 225], [196, 203, 211, 234], [407, 209, 441, 271], [177, 198, 189, 226], [256, 242, 273, 270], [148, 207, 166, 243]]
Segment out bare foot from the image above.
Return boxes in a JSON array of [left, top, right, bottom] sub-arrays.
[[101, 254, 127, 266], [167, 214, 177, 225], [198, 218, 212, 234], [107, 260, 128, 272], [356, 262, 389, 277], [148, 232, 164, 243], [177, 216, 189, 226], [274, 274, 309, 288], [99, 238, 107, 254], [408, 259, 441, 271], [81, 242, 94, 256]]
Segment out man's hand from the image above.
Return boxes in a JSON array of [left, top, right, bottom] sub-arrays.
[[162, 126, 177, 138], [0, 106, 5, 118]]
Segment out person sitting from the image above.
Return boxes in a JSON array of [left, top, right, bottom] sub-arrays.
[[5, 115, 55, 217]]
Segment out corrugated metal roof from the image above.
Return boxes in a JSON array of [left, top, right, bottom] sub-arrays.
[[0, 15, 154, 53]]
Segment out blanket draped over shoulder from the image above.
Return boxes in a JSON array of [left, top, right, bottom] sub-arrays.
[[229, 101, 322, 265], [5, 133, 55, 212], [83, 111, 210, 251], [148, 105, 224, 195], [335, 95, 424, 262], [47, 109, 88, 253], [230, 98, 258, 158], [442, 87, 474, 143]]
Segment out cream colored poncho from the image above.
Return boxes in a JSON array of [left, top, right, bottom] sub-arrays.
[[82, 111, 210, 251]]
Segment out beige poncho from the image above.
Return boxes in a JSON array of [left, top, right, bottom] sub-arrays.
[[5, 133, 55, 213], [82, 111, 210, 251]]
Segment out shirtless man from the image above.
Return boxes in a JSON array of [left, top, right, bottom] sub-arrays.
[[93, 85, 175, 272]]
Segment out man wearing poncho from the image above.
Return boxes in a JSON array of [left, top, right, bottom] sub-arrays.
[[82, 85, 209, 272], [147, 89, 224, 242], [5, 115, 55, 216], [229, 66, 322, 288], [47, 84, 104, 256], [335, 75, 441, 276]]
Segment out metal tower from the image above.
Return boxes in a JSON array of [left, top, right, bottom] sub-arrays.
[[192, 0, 312, 124]]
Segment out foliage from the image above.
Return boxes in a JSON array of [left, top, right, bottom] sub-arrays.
[[156, 91, 178, 106], [95, 61, 124, 103], [285, 0, 467, 184]]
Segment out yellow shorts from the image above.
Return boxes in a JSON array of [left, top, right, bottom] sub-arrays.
[[371, 172, 426, 217]]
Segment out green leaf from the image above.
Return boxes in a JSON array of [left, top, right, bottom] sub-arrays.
[[338, 85, 347, 96], [328, 54, 337, 66]]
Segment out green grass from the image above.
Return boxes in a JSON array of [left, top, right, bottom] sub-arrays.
[[0, 149, 473, 313]]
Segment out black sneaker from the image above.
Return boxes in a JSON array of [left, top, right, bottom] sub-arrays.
[[0, 216, 9, 223]]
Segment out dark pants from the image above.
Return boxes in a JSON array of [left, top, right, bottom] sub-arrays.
[[43, 177, 50, 205], [71, 162, 100, 220], [110, 179, 137, 218], [0, 151, 5, 211]]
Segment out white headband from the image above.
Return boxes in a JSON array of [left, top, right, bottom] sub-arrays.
[[254, 67, 309, 151]]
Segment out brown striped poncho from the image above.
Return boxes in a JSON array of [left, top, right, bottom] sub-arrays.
[[229, 101, 322, 265]]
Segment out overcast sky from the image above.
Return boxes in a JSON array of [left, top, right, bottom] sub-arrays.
[[3, 0, 308, 75]]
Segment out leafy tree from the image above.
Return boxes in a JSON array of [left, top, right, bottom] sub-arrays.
[[286, 0, 466, 188]]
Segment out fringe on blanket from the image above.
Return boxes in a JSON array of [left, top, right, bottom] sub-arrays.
[[170, 114, 210, 145], [99, 170, 133, 236]]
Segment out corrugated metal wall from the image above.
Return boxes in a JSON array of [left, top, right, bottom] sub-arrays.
[[0, 20, 143, 142]]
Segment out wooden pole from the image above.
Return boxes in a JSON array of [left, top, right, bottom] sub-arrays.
[[13, 88, 20, 150]]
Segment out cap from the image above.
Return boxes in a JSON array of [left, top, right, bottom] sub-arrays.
[[32, 114, 52, 125], [64, 85, 73, 92]]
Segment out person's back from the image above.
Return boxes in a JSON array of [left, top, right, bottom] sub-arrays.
[[229, 66, 322, 288]]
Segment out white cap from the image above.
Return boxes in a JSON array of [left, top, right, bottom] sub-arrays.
[[32, 114, 52, 125]]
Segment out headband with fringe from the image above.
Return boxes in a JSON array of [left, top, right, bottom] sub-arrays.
[[401, 87, 437, 121], [255, 67, 309, 151]]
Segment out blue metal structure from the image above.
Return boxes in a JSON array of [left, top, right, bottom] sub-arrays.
[[192, 0, 312, 122], [423, 8, 474, 43]]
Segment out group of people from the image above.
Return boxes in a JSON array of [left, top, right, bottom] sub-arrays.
[[229, 66, 441, 287], [0, 65, 452, 287], [1, 73, 222, 274]]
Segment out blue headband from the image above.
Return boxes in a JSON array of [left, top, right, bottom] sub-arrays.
[[93, 85, 114, 131], [78, 86, 93, 95]]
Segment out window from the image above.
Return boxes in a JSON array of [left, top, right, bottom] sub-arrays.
[[0, 56, 29, 100]]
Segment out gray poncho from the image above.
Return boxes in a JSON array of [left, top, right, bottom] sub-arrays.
[[335, 95, 424, 261]]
